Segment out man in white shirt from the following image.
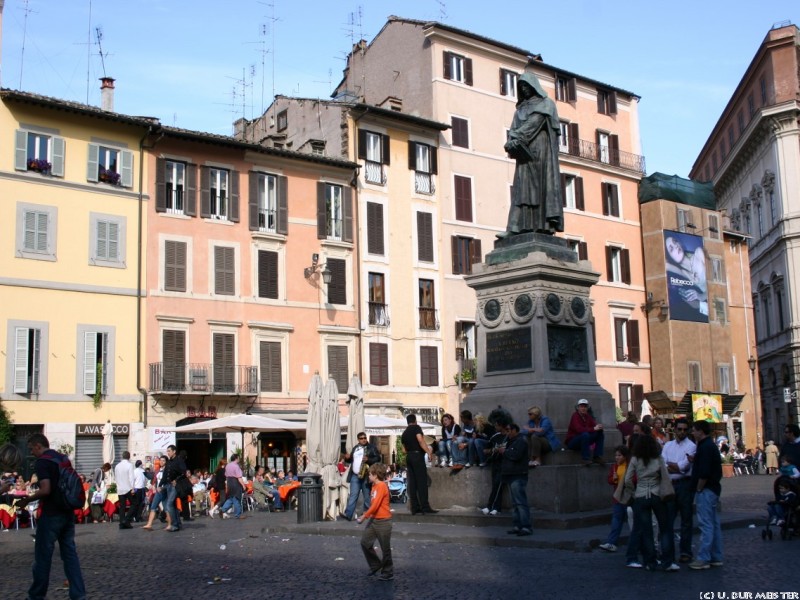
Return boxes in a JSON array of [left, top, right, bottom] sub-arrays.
[[131, 460, 147, 523], [114, 451, 136, 529], [662, 418, 696, 562]]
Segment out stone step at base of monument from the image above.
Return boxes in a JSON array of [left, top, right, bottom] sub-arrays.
[[390, 506, 611, 530]]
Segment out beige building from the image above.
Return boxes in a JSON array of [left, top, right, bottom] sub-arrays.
[[690, 24, 800, 440]]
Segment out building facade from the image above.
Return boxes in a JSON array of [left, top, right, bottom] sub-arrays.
[[690, 24, 800, 440]]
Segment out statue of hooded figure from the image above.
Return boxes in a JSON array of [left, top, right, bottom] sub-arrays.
[[499, 72, 564, 238]]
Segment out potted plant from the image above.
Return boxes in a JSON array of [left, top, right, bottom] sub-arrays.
[[27, 158, 52, 173], [721, 453, 735, 478], [98, 166, 121, 186]]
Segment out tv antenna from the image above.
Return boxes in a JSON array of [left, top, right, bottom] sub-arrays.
[[436, 0, 448, 21], [257, 2, 280, 100], [18, 0, 38, 89], [95, 27, 109, 77]]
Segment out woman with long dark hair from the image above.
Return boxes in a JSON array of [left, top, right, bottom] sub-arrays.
[[623, 434, 677, 571]]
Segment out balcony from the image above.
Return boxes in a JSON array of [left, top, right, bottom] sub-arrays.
[[364, 161, 386, 185], [149, 363, 259, 395], [258, 208, 276, 232], [418, 307, 439, 331], [368, 302, 391, 326], [561, 139, 646, 174], [414, 172, 435, 195]]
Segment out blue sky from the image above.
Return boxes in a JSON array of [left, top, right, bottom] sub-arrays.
[[1, 0, 797, 177]]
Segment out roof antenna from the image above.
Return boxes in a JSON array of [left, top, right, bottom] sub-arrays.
[[95, 27, 108, 77], [18, 0, 38, 89]]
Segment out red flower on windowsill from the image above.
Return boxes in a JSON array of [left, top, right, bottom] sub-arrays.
[[98, 166, 121, 186], [27, 158, 52, 173]]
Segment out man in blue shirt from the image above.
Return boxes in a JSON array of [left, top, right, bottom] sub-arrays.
[[688, 420, 723, 570]]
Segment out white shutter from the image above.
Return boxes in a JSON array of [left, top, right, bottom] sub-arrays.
[[36, 212, 48, 252], [31, 329, 41, 394], [51, 136, 66, 177], [15, 129, 28, 171], [83, 331, 97, 394], [96, 220, 108, 259], [87, 144, 99, 182], [23, 211, 36, 251], [100, 333, 109, 394], [14, 328, 30, 393], [121, 150, 134, 187], [107, 222, 119, 261]]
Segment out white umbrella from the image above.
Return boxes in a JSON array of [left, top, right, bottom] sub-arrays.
[[320, 377, 342, 520], [346, 373, 365, 451], [339, 415, 439, 436], [171, 413, 302, 450], [305, 372, 324, 474], [101, 420, 114, 465]]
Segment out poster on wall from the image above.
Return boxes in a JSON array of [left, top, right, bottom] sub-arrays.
[[149, 427, 176, 453], [664, 230, 708, 323], [692, 393, 723, 423]]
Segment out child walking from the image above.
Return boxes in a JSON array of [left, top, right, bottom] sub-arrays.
[[599, 445, 631, 552], [357, 463, 393, 581]]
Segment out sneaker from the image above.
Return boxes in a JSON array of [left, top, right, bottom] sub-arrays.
[[769, 517, 777, 525], [378, 573, 394, 581], [489, 510, 498, 516], [465, 463, 471, 468], [478, 463, 487, 467], [665, 563, 680, 572], [598, 543, 617, 552], [448, 460, 453, 467], [777, 520, 785, 527], [481, 507, 490, 515], [626, 562, 643, 569], [710, 561, 724, 567], [221, 513, 230, 519], [517, 528, 532, 536], [688, 560, 710, 570]]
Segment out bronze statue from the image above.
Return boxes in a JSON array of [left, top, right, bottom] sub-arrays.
[[499, 72, 564, 238]]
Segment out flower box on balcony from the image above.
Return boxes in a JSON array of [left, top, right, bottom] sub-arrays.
[[27, 158, 52, 174], [98, 167, 121, 186]]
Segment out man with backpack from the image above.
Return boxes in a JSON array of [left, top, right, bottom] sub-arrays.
[[17, 433, 86, 600]]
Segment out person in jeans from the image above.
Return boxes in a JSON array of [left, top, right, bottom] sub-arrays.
[[565, 399, 605, 465], [662, 417, 696, 562], [18, 433, 86, 600], [599, 445, 630, 552], [343, 432, 381, 520], [218, 453, 246, 519], [357, 463, 393, 581], [498, 423, 532, 536], [688, 420, 723, 570], [161, 444, 186, 531], [522, 406, 561, 467]]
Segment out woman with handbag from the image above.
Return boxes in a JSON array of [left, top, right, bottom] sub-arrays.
[[623, 433, 678, 572]]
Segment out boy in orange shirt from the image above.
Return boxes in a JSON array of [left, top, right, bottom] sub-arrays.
[[357, 463, 393, 581]]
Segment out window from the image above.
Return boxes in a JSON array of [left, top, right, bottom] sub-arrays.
[[259, 341, 282, 392], [613, 318, 640, 362], [775, 282, 786, 332], [13, 327, 41, 394], [768, 190, 777, 227], [677, 207, 693, 232], [605, 246, 630, 284], [156, 159, 197, 216], [249, 171, 287, 234], [358, 130, 389, 185], [368, 273, 388, 326], [567, 239, 588, 260], [728, 127, 735, 152], [738, 111, 745, 135], [597, 89, 617, 115], [164, 240, 187, 292], [16, 203, 57, 261], [451, 116, 469, 148], [317, 182, 353, 241], [87, 144, 133, 187], [257, 250, 278, 299], [420, 346, 439, 387], [713, 298, 727, 324], [417, 212, 434, 262], [762, 293, 772, 337], [601, 182, 620, 217], [369, 343, 389, 386], [596, 131, 619, 165], [708, 214, 720, 240], [717, 364, 731, 395], [748, 93, 755, 118], [82, 330, 109, 396], [451, 236, 482, 275], [22, 209, 49, 254], [90, 214, 125, 267], [443, 51, 472, 85], [366, 202, 384, 255], [454, 175, 473, 222], [760, 75, 768, 105], [555, 75, 577, 102], [166, 160, 185, 213], [710, 257, 724, 283], [214, 246, 235, 296], [207, 168, 228, 220], [15, 129, 65, 176], [409, 142, 437, 194], [499, 69, 518, 97], [326, 258, 347, 305], [688, 361, 702, 391], [455, 321, 476, 362], [327, 345, 349, 393], [561, 174, 584, 210], [558, 121, 570, 153], [419, 279, 437, 330], [213, 333, 235, 392], [161, 330, 186, 391], [276, 109, 288, 132]]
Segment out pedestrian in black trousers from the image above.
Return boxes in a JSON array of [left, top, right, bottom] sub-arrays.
[[401, 414, 438, 515]]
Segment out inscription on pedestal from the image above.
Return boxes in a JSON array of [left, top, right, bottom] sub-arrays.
[[547, 325, 590, 372], [486, 327, 532, 372]]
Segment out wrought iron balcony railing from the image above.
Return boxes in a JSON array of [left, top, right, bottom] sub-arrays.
[[258, 208, 277, 232], [364, 161, 386, 185], [368, 302, 391, 326], [418, 307, 439, 331], [149, 363, 259, 395], [560, 138, 646, 174], [414, 172, 435, 195]]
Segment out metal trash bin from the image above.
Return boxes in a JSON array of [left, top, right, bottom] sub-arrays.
[[297, 473, 323, 524]]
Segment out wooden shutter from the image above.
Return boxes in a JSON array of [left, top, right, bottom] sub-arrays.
[[420, 346, 439, 387], [568, 77, 577, 102], [609, 91, 618, 115], [381, 134, 390, 165], [609, 134, 620, 166], [614, 319, 625, 361], [464, 58, 473, 86], [610, 184, 619, 217], [357, 129, 367, 160], [327, 345, 349, 393], [213, 333, 235, 391], [367, 202, 384, 255], [454, 175, 473, 222], [443, 51, 452, 79], [14, 129, 28, 171], [83, 331, 97, 394], [185, 164, 197, 216], [86, 143, 99, 182], [214, 246, 235, 295], [632, 384, 644, 415], [601, 182, 610, 216], [156, 158, 167, 213], [248, 171, 259, 230], [560, 174, 567, 207], [369, 343, 389, 386], [200, 167, 211, 218], [229, 170, 240, 222], [578, 241, 588, 261], [568, 123, 579, 155], [451, 236, 461, 274], [597, 90, 605, 114], [408, 142, 416, 170], [342, 186, 353, 243], [277, 176, 288, 234], [326, 258, 346, 305], [417, 212, 434, 262], [430, 146, 438, 175], [163, 330, 186, 365], [120, 150, 134, 188], [316, 182, 327, 239], [575, 177, 585, 210], [621, 249, 631, 284], [626, 320, 640, 363], [51, 137, 65, 177], [605, 246, 614, 282], [469, 238, 482, 267], [257, 250, 278, 299], [260, 341, 282, 392], [499, 69, 507, 95], [452, 117, 468, 148], [164, 240, 187, 292]]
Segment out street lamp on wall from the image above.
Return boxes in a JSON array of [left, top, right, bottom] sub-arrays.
[[748, 355, 757, 373], [303, 253, 332, 284], [641, 292, 669, 319]]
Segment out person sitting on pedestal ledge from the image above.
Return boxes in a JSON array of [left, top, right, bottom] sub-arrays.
[[565, 399, 605, 466]]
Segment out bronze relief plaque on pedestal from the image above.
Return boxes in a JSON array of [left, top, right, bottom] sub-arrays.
[[547, 325, 590, 372], [486, 327, 532, 372]]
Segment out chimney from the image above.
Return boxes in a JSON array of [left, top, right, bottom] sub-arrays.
[[100, 77, 115, 111]]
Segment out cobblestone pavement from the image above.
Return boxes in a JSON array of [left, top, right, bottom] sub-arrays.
[[1, 474, 796, 600]]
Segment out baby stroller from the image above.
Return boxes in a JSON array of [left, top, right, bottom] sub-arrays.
[[762, 475, 799, 541], [388, 475, 407, 504]]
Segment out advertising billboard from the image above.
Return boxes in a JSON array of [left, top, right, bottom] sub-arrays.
[[692, 393, 722, 423], [664, 230, 708, 323]]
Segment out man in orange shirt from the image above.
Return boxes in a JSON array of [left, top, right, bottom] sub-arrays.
[[357, 463, 393, 581]]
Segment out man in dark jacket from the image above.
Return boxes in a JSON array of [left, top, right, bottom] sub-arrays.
[[688, 420, 723, 570], [161, 445, 186, 532], [498, 423, 532, 536], [342, 432, 381, 520]]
